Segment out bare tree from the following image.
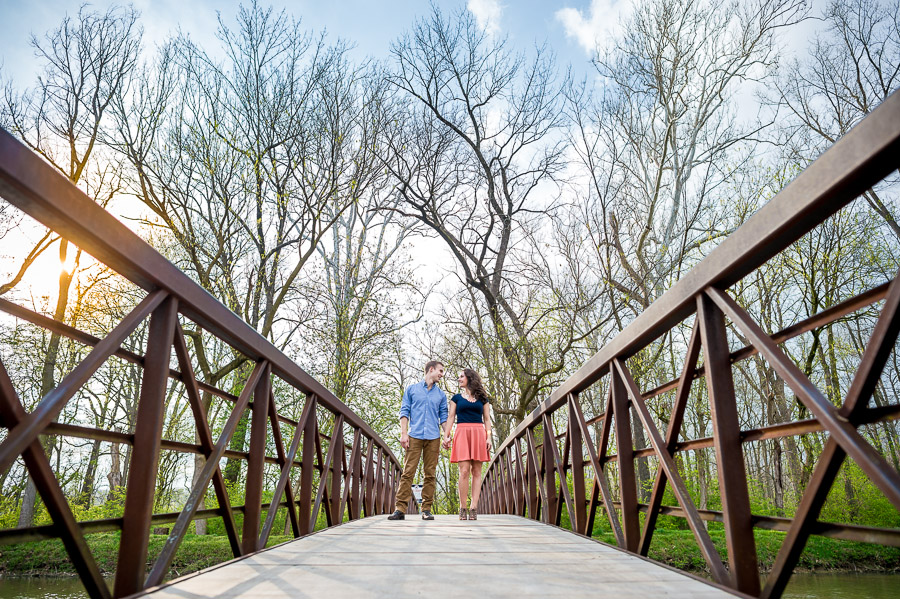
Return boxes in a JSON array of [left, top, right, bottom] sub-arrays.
[[570, 0, 806, 320], [0, 4, 140, 526], [383, 5, 602, 424], [769, 0, 900, 238], [111, 3, 404, 525], [565, 0, 806, 497], [292, 65, 428, 440], [312, 196, 425, 409]]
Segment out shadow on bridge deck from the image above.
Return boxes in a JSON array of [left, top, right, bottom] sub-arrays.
[[134, 515, 741, 598]]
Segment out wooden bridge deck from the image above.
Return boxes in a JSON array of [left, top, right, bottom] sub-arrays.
[[136, 515, 738, 598]]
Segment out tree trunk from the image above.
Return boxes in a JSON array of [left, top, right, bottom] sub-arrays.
[[107, 441, 123, 501], [223, 414, 248, 486], [19, 241, 75, 526], [17, 478, 38, 528], [192, 391, 214, 535], [630, 410, 651, 502], [193, 453, 208, 535], [223, 363, 254, 486], [78, 439, 102, 508], [772, 438, 785, 516]]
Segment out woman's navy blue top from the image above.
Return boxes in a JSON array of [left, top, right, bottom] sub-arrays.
[[450, 393, 489, 423]]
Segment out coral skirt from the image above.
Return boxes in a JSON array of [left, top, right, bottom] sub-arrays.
[[450, 423, 490, 463]]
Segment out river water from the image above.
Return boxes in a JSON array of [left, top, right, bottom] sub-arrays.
[[781, 572, 898, 598], [0, 576, 88, 598], [0, 572, 896, 597]]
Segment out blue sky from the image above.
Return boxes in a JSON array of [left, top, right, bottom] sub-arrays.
[[0, 0, 632, 88], [0, 0, 831, 96]]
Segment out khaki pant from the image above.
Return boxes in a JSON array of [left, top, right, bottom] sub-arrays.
[[395, 436, 441, 513]]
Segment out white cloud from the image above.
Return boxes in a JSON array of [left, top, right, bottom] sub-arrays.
[[468, 0, 503, 36], [555, 0, 628, 56]]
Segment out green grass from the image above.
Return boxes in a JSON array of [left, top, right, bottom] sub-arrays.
[[592, 528, 900, 575], [1, 528, 897, 579], [0, 532, 293, 579]]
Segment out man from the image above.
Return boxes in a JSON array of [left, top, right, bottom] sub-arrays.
[[388, 360, 450, 520]]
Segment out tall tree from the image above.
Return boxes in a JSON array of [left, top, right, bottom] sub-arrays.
[[111, 4, 400, 521], [1, 4, 140, 526], [384, 5, 602, 424], [769, 0, 900, 238], [565, 0, 806, 497]]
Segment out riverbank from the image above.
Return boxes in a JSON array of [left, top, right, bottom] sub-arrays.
[[0, 528, 897, 578]]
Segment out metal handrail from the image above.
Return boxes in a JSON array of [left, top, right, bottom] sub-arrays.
[[482, 90, 900, 599], [0, 127, 402, 599]]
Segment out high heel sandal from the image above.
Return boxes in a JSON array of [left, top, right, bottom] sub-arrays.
[[459, 507, 468, 520], [468, 507, 477, 520]]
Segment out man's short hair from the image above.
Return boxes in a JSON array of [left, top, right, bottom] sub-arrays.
[[424, 360, 444, 374]]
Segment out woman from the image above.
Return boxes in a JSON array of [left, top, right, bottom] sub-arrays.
[[444, 368, 492, 520]]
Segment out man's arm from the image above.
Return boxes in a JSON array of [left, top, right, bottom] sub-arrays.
[[399, 387, 411, 450], [400, 417, 409, 449], [439, 392, 450, 440], [442, 402, 455, 448]]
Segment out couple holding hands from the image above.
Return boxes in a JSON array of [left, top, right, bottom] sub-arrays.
[[388, 360, 492, 521]]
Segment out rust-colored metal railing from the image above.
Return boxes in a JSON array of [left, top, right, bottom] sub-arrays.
[[481, 91, 900, 598], [0, 128, 402, 599]]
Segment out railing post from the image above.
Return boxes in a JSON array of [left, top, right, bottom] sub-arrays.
[[350, 433, 363, 520], [298, 401, 317, 535], [375, 447, 385, 514], [610, 363, 640, 552], [491, 468, 499, 514], [488, 462, 496, 513], [499, 460, 505, 515], [505, 449, 519, 515], [393, 463, 400, 512], [363, 439, 375, 516], [114, 295, 177, 598], [243, 363, 271, 553], [540, 420, 559, 524], [697, 293, 760, 595], [514, 438, 526, 516], [496, 450, 507, 513], [568, 395, 587, 534], [526, 427, 547, 522], [329, 417, 345, 524], [525, 439, 535, 519]]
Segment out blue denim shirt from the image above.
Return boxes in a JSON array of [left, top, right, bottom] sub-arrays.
[[400, 380, 448, 440]]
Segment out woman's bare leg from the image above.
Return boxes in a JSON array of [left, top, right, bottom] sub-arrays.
[[470, 461, 483, 509], [458, 460, 471, 509]]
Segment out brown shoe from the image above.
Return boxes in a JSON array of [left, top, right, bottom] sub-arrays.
[[459, 508, 468, 520], [469, 507, 477, 520]]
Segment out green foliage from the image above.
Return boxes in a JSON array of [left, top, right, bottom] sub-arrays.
[[0, 496, 22, 530]]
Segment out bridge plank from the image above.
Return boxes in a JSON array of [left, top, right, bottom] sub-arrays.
[[136, 516, 739, 598]]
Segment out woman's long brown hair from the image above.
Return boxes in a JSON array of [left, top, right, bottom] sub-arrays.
[[463, 368, 489, 402]]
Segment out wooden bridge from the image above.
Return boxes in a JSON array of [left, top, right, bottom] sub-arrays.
[[0, 86, 898, 598], [136, 516, 737, 598]]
